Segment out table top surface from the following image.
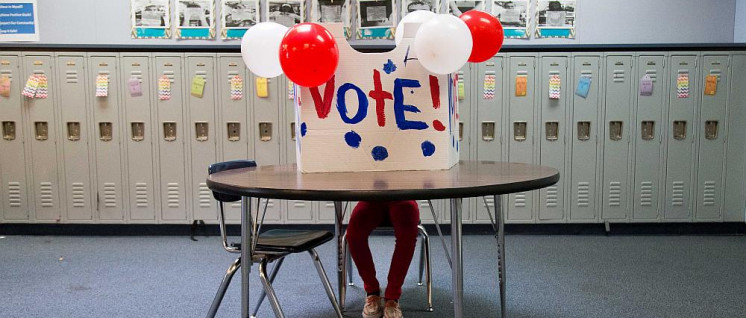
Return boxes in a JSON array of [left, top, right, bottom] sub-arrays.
[[206, 161, 559, 201]]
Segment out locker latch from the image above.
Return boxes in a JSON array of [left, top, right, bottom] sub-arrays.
[[195, 122, 209, 142], [290, 122, 296, 141], [67, 122, 81, 141], [705, 120, 719, 140], [481, 122, 495, 141], [2, 121, 15, 141], [673, 121, 687, 141], [545, 121, 559, 141], [99, 122, 113, 142], [131, 122, 145, 142], [609, 121, 623, 141], [227, 122, 240, 142], [641, 121, 655, 141], [513, 122, 527, 142], [577, 121, 591, 141], [163, 122, 177, 141], [459, 122, 464, 141], [34, 122, 48, 141], [259, 122, 272, 141]]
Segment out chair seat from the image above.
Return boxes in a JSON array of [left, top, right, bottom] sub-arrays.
[[248, 229, 334, 254]]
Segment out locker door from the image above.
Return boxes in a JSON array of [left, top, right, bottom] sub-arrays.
[[281, 75, 313, 223], [252, 74, 282, 222], [317, 201, 353, 224], [664, 55, 697, 221], [187, 55, 218, 222], [569, 55, 601, 222], [475, 57, 504, 223], [0, 54, 30, 221], [121, 54, 157, 222], [695, 55, 729, 221], [90, 55, 126, 221], [23, 54, 62, 222], [507, 55, 536, 222], [633, 55, 665, 221], [457, 64, 473, 161], [602, 55, 633, 221], [155, 55, 188, 222], [723, 54, 746, 222], [538, 55, 568, 222], [217, 54, 251, 222], [57, 54, 94, 221]]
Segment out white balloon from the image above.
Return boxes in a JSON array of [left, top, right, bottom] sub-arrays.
[[241, 22, 288, 78], [394, 10, 436, 46], [413, 14, 473, 75]]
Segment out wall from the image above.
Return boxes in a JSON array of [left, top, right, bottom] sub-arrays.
[[24, 0, 738, 46], [736, 0, 746, 42]]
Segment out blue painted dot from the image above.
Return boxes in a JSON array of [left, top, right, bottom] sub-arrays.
[[371, 146, 389, 161], [344, 130, 361, 148], [300, 122, 307, 137], [421, 141, 436, 157]]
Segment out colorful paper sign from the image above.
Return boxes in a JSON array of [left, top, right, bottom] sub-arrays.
[[21, 74, 39, 98], [128, 77, 143, 97], [256, 77, 268, 98], [288, 80, 295, 100], [483, 72, 495, 100], [158, 75, 171, 100], [35, 74, 47, 98], [515, 76, 527, 96], [548, 74, 561, 99], [95, 74, 109, 97], [457, 76, 465, 100], [704, 75, 717, 96], [230, 75, 243, 100], [639, 75, 653, 96], [0, 76, 10, 97], [191, 75, 206, 98], [575, 76, 590, 98], [677, 73, 689, 98]]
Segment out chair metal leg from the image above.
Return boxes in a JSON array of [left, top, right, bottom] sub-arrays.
[[206, 257, 241, 318], [344, 235, 354, 286], [309, 249, 345, 318], [259, 258, 285, 318], [420, 226, 433, 312], [417, 225, 426, 286], [251, 258, 285, 318]]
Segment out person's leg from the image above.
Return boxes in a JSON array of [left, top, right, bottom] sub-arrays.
[[346, 201, 387, 295], [384, 200, 420, 301]]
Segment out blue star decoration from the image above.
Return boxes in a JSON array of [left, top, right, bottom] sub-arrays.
[[383, 59, 397, 74]]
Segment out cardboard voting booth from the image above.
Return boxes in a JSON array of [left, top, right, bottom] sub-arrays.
[[294, 23, 460, 173]]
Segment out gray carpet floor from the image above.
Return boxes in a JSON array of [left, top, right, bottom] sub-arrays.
[[0, 234, 745, 318]]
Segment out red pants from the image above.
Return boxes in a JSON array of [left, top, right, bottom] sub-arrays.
[[346, 201, 420, 300]]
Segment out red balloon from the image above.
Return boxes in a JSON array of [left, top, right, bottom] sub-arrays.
[[459, 10, 504, 63], [279, 23, 339, 87]]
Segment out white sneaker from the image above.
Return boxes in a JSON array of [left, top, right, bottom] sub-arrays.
[[362, 295, 383, 318], [383, 300, 403, 318]]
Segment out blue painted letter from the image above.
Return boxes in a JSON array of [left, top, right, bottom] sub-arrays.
[[336, 83, 368, 124], [394, 79, 428, 130]]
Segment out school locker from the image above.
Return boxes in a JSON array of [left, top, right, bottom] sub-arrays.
[[568, 54, 601, 222], [663, 54, 698, 221], [723, 54, 746, 222], [89, 54, 126, 221], [280, 76, 313, 223], [120, 54, 157, 222], [601, 55, 633, 222], [538, 55, 568, 222], [23, 53, 62, 222], [252, 73, 282, 222], [632, 54, 666, 221], [474, 56, 504, 224], [217, 54, 252, 222], [0, 53, 31, 221], [695, 54, 729, 221], [506, 55, 536, 223], [186, 54, 218, 222], [56, 53, 94, 222], [154, 55, 189, 222]]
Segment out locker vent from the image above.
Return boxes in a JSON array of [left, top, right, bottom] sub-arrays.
[[65, 70, 78, 83], [195, 71, 208, 81], [130, 71, 143, 81], [703, 181, 716, 206], [576, 182, 590, 207], [545, 186, 558, 207], [226, 71, 239, 81], [0, 69, 12, 81], [231, 202, 241, 208], [483, 196, 495, 208], [293, 201, 306, 208], [103, 183, 117, 208], [325, 202, 335, 208], [40, 182, 54, 208], [644, 70, 657, 82], [709, 69, 721, 79], [71, 182, 86, 208], [167, 183, 180, 208], [8, 181, 22, 207], [608, 182, 622, 207], [265, 199, 275, 208], [580, 70, 593, 79], [640, 181, 653, 206], [199, 183, 212, 208], [671, 181, 685, 207], [514, 193, 526, 207], [163, 71, 175, 82], [135, 183, 149, 208], [612, 70, 625, 83], [418, 200, 429, 208]]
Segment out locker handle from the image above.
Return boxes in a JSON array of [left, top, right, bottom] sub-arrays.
[[99, 122, 113, 142], [513, 122, 527, 142], [577, 122, 591, 141], [67, 122, 81, 141], [163, 122, 177, 141], [481, 122, 495, 141], [290, 122, 296, 141], [705, 120, 718, 140], [673, 121, 686, 141], [34, 122, 48, 141], [131, 122, 145, 142], [227, 122, 240, 142], [195, 122, 209, 142], [2, 121, 16, 141], [641, 121, 655, 141], [545, 122, 559, 141], [259, 122, 272, 142], [459, 122, 464, 141], [609, 121, 623, 141]]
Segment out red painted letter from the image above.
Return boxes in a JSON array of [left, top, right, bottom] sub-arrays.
[[429, 75, 440, 109], [368, 70, 393, 127], [309, 76, 335, 119]]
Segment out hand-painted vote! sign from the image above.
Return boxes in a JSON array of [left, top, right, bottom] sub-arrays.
[[295, 23, 459, 173]]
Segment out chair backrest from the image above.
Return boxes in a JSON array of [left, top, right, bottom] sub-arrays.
[[208, 160, 257, 203]]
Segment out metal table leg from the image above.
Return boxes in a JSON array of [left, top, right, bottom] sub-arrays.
[[241, 196, 253, 318], [450, 198, 463, 318], [333, 201, 346, 310], [494, 195, 506, 318]]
